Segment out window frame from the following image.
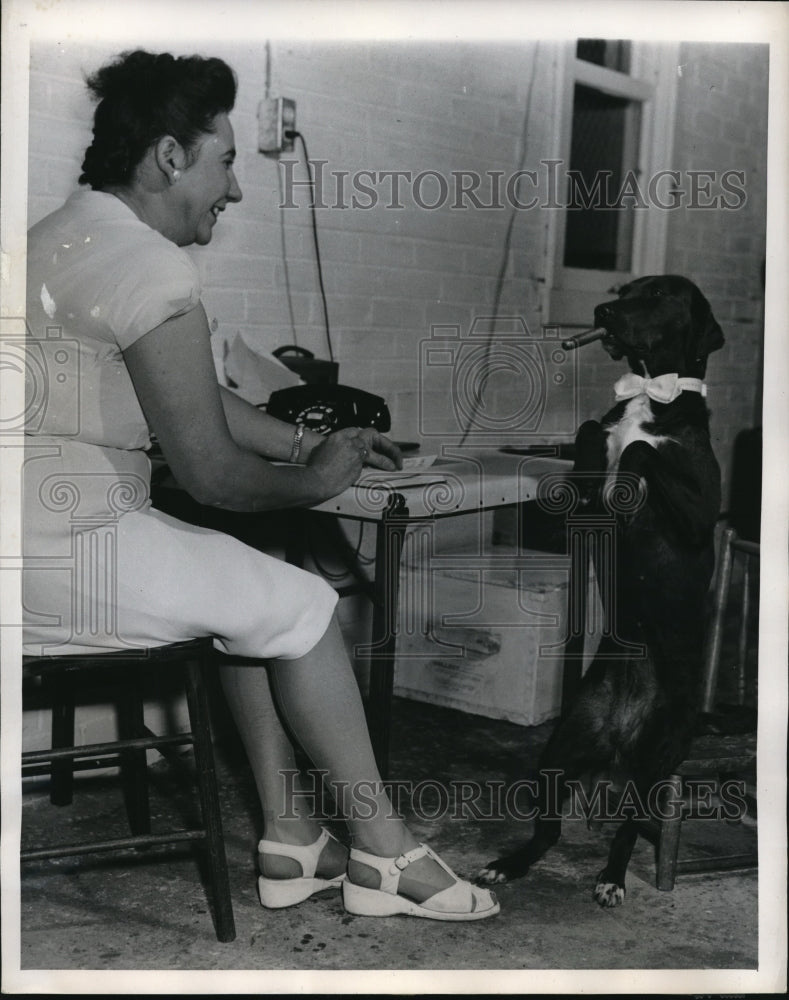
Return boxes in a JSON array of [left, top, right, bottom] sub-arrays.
[[543, 40, 680, 327]]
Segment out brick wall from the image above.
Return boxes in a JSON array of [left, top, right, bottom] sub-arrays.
[[211, 38, 555, 447], [27, 38, 554, 448], [665, 42, 768, 512], [27, 37, 766, 506]]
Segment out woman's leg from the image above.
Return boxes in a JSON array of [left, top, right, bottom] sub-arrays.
[[220, 658, 348, 880], [222, 616, 455, 899], [268, 618, 414, 855]]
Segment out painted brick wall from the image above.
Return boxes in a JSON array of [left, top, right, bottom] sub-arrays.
[[215, 38, 555, 448], [27, 37, 766, 503], [665, 42, 768, 512], [27, 38, 554, 446]]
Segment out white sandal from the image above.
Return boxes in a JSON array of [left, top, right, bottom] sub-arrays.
[[342, 843, 500, 921], [257, 827, 347, 909]]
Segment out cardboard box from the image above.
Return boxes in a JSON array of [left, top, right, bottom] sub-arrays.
[[393, 547, 600, 726]]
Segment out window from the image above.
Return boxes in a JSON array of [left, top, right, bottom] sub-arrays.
[[564, 81, 642, 271], [545, 39, 679, 326]]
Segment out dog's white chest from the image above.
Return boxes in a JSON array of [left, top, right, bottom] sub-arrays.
[[606, 395, 669, 471]]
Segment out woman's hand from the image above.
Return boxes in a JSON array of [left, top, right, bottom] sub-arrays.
[[356, 427, 403, 471], [303, 426, 403, 496], [304, 427, 370, 495]]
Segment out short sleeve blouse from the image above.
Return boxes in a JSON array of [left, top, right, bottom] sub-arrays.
[[26, 190, 201, 449]]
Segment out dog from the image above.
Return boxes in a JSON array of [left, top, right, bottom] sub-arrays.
[[478, 274, 725, 906]]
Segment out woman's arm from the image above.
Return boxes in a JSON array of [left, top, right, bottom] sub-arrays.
[[123, 304, 369, 511], [218, 385, 324, 462], [218, 384, 402, 471]]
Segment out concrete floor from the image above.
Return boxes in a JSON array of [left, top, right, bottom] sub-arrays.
[[15, 684, 762, 991]]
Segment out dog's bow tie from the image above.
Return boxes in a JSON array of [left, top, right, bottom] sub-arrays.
[[614, 372, 706, 404]]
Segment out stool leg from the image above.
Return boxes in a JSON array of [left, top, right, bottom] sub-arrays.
[[737, 555, 751, 705], [701, 528, 735, 714], [185, 659, 236, 943], [656, 774, 684, 891], [50, 673, 75, 806], [117, 672, 151, 835]]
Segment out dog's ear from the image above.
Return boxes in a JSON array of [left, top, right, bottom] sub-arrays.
[[692, 286, 725, 358]]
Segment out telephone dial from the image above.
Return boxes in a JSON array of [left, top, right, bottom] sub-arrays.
[[266, 383, 391, 434]]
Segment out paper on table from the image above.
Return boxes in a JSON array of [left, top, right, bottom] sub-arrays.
[[274, 453, 446, 487], [223, 333, 303, 404], [355, 460, 447, 488], [400, 454, 438, 469]]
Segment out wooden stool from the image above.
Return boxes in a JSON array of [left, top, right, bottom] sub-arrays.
[[654, 731, 757, 890], [21, 637, 236, 942], [650, 527, 759, 890], [701, 527, 760, 712]]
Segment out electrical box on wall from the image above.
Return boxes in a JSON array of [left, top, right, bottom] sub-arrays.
[[258, 97, 296, 154]]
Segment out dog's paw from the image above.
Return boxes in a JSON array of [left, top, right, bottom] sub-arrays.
[[477, 865, 510, 885], [477, 857, 525, 885], [593, 878, 625, 908]]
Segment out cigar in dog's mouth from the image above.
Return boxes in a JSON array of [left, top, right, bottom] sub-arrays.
[[561, 326, 608, 351]]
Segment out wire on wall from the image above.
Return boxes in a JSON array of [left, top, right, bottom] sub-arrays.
[[290, 130, 335, 364], [276, 166, 299, 345], [458, 41, 541, 445]]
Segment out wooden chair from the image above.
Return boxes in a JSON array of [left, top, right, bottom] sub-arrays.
[[651, 527, 759, 890], [21, 637, 236, 942]]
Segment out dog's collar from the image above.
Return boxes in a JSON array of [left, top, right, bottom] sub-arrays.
[[614, 372, 707, 404]]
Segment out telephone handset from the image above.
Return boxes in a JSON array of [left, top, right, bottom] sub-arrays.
[[266, 383, 391, 434], [272, 345, 339, 385]]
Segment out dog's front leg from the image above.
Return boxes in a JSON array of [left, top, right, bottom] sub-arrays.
[[573, 419, 608, 510], [574, 419, 607, 474], [617, 440, 718, 545]]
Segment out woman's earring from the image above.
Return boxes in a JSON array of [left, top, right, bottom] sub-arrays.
[[172, 169, 181, 182]]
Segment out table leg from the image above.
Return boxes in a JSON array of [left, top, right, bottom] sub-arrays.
[[561, 530, 587, 709], [364, 493, 409, 779]]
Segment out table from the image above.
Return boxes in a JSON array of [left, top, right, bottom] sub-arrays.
[[302, 448, 578, 776], [152, 445, 589, 778]]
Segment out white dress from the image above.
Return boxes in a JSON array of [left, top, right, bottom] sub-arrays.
[[23, 190, 337, 658]]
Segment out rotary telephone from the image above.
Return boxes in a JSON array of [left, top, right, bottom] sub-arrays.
[[266, 383, 391, 434]]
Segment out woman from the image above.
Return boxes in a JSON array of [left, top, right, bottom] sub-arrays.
[[23, 49, 498, 922]]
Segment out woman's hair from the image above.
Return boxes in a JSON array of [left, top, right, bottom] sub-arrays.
[[79, 49, 237, 189]]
